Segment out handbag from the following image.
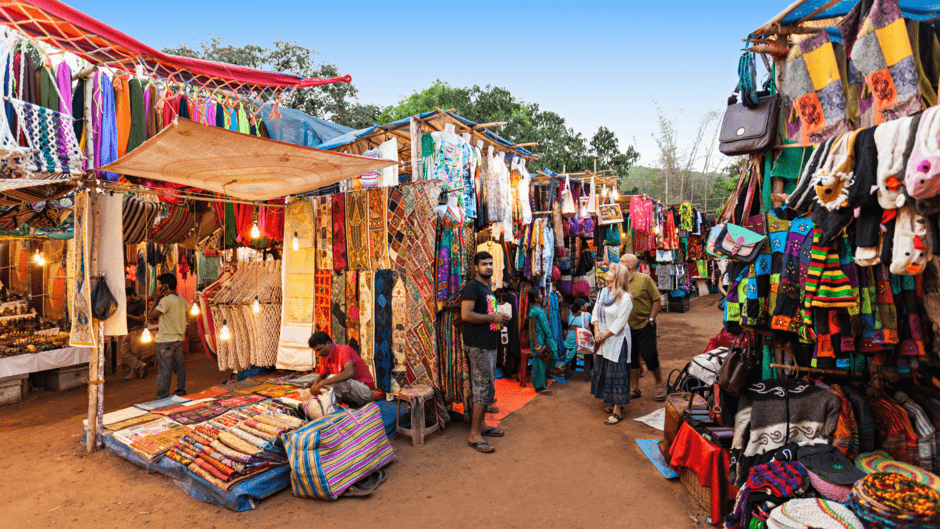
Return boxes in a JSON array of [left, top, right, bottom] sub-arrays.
[[708, 384, 740, 427], [91, 277, 118, 320], [561, 175, 576, 218], [284, 402, 395, 500], [558, 270, 573, 296], [688, 347, 730, 386], [713, 161, 767, 262], [716, 335, 751, 395], [718, 93, 780, 155], [713, 223, 766, 263]]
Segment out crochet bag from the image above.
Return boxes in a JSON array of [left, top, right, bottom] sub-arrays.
[[714, 161, 767, 262], [284, 403, 394, 500], [561, 175, 576, 218]]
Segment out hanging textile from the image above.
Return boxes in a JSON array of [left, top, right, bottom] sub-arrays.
[[374, 269, 394, 392], [149, 205, 195, 244], [4, 98, 84, 178], [276, 198, 316, 371], [377, 138, 399, 187], [368, 187, 390, 270], [386, 186, 409, 270], [332, 193, 347, 271], [391, 272, 408, 392], [314, 270, 331, 335], [122, 195, 159, 245], [346, 189, 371, 271], [438, 308, 471, 411], [99, 193, 127, 337], [315, 195, 332, 270], [70, 190, 95, 347], [126, 78, 146, 153], [330, 271, 346, 345], [113, 76, 131, 156], [359, 271, 375, 380], [43, 240, 67, 320], [93, 72, 119, 181], [436, 206, 465, 310], [346, 271, 360, 352], [402, 182, 442, 385]]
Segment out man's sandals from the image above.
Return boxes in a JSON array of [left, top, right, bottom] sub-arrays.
[[467, 441, 495, 453], [605, 413, 623, 425]]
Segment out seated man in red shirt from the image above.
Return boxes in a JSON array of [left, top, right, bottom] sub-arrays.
[[309, 331, 381, 407]]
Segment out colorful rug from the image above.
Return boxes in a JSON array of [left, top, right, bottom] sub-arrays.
[[314, 270, 331, 335], [855, 451, 940, 489], [636, 439, 680, 479], [184, 387, 230, 401], [390, 272, 408, 392], [332, 193, 347, 271], [386, 186, 408, 271], [315, 195, 332, 270], [346, 271, 360, 353], [359, 271, 375, 380], [368, 187, 390, 270], [330, 271, 346, 345], [345, 189, 371, 271], [452, 378, 551, 427], [373, 269, 394, 392]]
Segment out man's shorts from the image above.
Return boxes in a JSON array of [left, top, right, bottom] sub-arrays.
[[465, 346, 496, 405], [629, 324, 659, 372]]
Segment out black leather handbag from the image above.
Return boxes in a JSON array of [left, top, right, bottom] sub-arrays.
[[91, 277, 118, 320], [718, 92, 780, 156]]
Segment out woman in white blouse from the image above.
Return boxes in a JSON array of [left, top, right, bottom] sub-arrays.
[[590, 263, 633, 425]]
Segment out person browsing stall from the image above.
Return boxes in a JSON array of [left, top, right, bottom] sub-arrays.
[[527, 285, 557, 395], [121, 286, 150, 380], [623, 254, 665, 401], [309, 332, 381, 408], [564, 297, 591, 371], [590, 263, 633, 425], [461, 251, 511, 454], [147, 273, 189, 398]]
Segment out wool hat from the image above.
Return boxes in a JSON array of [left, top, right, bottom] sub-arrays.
[[815, 131, 860, 211], [766, 498, 863, 529], [889, 206, 931, 275], [798, 445, 866, 485], [874, 113, 920, 210], [905, 105, 940, 200], [854, 450, 940, 489], [806, 469, 853, 502], [849, 472, 940, 528]]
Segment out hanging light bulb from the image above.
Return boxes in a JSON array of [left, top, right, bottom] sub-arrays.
[[190, 301, 200, 316], [652, 225, 662, 236], [252, 298, 260, 314], [140, 327, 153, 343], [33, 248, 45, 266], [601, 186, 609, 197], [250, 221, 260, 239], [292, 231, 299, 251], [220, 320, 231, 340], [612, 187, 620, 200]]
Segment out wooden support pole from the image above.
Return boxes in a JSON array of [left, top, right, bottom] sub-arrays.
[[772, 177, 785, 208], [409, 117, 422, 179], [83, 74, 98, 454]]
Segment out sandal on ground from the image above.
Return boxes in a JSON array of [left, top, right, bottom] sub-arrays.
[[655, 385, 668, 402], [486, 405, 499, 413], [467, 440, 495, 453], [536, 389, 553, 395], [481, 427, 505, 438], [344, 469, 388, 497], [605, 413, 623, 425], [631, 389, 642, 399]]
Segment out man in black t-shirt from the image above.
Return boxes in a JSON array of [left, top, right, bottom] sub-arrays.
[[461, 251, 510, 453]]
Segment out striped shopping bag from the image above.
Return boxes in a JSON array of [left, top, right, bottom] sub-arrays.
[[284, 402, 395, 500]]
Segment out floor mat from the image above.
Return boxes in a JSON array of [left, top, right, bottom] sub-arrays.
[[636, 439, 679, 479], [453, 378, 552, 427]]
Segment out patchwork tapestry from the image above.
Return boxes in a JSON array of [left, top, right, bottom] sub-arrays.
[[332, 193, 347, 271], [368, 187, 390, 270], [315, 196, 332, 270], [386, 186, 408, 271], [331, 271, 346, 345], [346, 271, 360, 353], [359, 271, 375, 380], [391, 272, 409, 392], [345, 189, 371, 271], [782, 31, 851, 142], [69, 189, 95, 347], [373, 269, 394, 392], [314, 270, 332, 335]]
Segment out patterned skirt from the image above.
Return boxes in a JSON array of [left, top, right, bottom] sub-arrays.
[[591, 337, 630, 405]]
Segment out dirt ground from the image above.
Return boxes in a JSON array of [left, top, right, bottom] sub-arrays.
[[1, 294, 726, 529]]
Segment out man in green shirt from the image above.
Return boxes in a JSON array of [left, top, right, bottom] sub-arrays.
[[623, 254, 665, 401], [147, 273, 189, 398]]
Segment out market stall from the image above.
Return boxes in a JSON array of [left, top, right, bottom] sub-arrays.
[[657, 1, 940, 527]]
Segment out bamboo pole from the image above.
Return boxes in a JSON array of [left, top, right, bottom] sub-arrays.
[[409, 117, 422, 178], [794, 0, 842, 26], [91, 182, 288, 207], [84, 73, 98, 454], [753, 0, 809, 35], [769, 363, 863, 377]]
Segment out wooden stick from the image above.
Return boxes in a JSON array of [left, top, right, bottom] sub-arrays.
[[775, 143, 816, 149], [753, 0, 809, 35], [513, 142, 538, 148], [91, 182, 287, 207], [409, 117, 422, 179], [84, 76, 98, 454], [473, 121, 506, 129], [71, 65, 97, 81], [768, 363, 863, 377], [795, 0, 842, 26]]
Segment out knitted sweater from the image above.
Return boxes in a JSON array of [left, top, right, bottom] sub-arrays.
[[730, 379, 841, 487]]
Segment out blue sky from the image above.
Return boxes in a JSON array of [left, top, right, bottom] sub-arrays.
[[69, 0, 782, 169]]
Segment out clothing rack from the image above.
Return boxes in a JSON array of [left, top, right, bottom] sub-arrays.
[[768, 363, 865, 377]]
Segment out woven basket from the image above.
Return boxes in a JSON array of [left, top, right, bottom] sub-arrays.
[[679, 466, 713, 512]]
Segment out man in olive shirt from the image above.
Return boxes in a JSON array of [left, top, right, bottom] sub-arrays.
[[623, 254, 665, 401], [147, 273, 189, 398]]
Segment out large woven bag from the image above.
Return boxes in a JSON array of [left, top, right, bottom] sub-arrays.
[[284, 402, 394, 500]]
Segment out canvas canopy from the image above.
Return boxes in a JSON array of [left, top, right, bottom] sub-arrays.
[[776, 0, 940, 24], [98, 119, 396, 201]]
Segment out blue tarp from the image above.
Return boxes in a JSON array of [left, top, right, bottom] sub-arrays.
[[317, 110, 533, 157], [258, 104, 354, 148], [778, 1, 940, 25]]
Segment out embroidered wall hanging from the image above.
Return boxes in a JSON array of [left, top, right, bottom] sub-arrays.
[[330, 271, 346, 345], [345, 189, 371, 271], [332, 193, 347, 271], [346, 271, 360, 353], [359, 271, 375, 380], [315, 195, 332, 270], [368, 187, 390, 270], [373, 269, 394, 392], [314, 270, 331, 335], [70, 189, 95, 347]]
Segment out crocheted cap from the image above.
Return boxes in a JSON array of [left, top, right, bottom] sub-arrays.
[[806, 469, 852, 503], [798, 445, 866, 485], [854, 451, 940, 489], [767, 498, 863, 529]]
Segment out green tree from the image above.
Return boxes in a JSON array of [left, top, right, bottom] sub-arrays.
[[163, 36, 379, 129], [589, 126, 640, 190]]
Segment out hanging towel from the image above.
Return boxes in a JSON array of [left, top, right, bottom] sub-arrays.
[[126, 78, 147, 153], [114, 76, 131, 157]]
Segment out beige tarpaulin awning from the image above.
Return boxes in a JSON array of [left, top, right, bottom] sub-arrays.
[[98, 119, 396, 201]]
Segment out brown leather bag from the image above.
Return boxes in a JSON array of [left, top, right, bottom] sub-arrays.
[[718, 93, 780, 155], [717, 336, 751, 395], [662, 392, 707, 457]]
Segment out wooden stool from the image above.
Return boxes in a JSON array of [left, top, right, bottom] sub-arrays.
[[395, 385, 440, 446]]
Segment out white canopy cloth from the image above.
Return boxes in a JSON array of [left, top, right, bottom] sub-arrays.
[[98, 119, 397, 201]]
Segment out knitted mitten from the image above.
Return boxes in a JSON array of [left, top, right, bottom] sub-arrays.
[[904, 106, 940, 199], [890, 206, 931, 275], [814, 132, 859, 211]]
